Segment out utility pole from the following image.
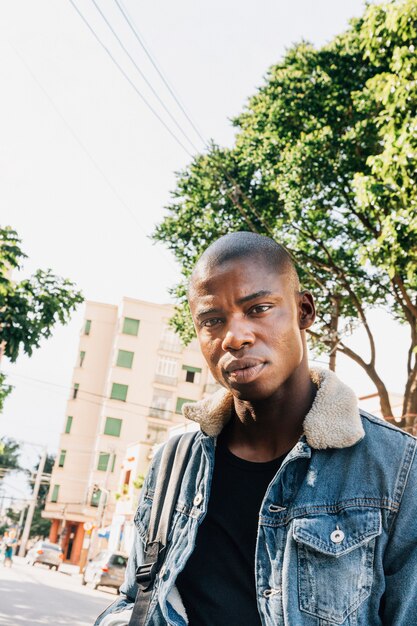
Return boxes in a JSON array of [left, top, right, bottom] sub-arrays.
[[18, 448, 47, 556], [16, 505, 27, 542], [81, 451, 114, 572], [0, 487, 4, 521]]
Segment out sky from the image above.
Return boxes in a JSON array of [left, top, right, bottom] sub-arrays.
[[0, 0, 409, 503]]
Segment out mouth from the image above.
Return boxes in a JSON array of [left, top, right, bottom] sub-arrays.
[[224, 360, 266, 384]]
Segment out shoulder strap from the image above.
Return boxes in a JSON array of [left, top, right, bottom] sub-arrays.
[[128, 431, 196, 626]]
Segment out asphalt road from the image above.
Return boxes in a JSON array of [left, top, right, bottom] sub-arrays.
[[0, 557, 116, 626]]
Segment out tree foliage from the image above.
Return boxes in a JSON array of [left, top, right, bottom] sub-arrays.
[[0, 437, 21, 480], [0, 226, 84, 411], [154, 0, 417, 424]]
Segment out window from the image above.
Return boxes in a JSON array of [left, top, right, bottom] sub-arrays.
[[123, 470, 131, 486], [51, 485, 60, 503], [176, 397, 195, 414], [147, 425, 167, 444], [58, 450, 66, 468], [104, 417, 122, 437], [116, 349, 134, 369], [79, 351, 86, 367], [91, 487, 101, 507], [182, 365, 202, 384], [84, 319, 91, 335], [110, 383, 128, 402], [149, 389, 172, 418], [109, 554, 128, 567], [160, 325, 182, 352], [155, 356, 178, 385], [65, 416, 73, 434], [97, 452, 110, 471], [122, 317, 140, 336], [73, 383, 79, 399], [97, 454, 116, 473]]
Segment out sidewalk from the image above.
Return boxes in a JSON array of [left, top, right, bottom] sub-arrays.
[[5, 556, 81, 577], [59, 561, 82, 577]]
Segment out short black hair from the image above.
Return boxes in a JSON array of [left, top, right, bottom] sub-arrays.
[[189, 232, 300, 293]]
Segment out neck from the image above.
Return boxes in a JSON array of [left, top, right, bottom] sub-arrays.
[[225, 368, 316, 462]]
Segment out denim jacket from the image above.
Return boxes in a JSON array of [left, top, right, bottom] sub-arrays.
[[95, 369, 417, 626]]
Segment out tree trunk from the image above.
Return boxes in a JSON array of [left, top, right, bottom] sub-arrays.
[[359, 363, 393, 418], [402, 367, 417, 432], [334, 341, 393, 418], [328, 295, 340, 372]]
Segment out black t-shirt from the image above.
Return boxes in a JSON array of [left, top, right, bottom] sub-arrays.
[[176, 434, 285, 626]]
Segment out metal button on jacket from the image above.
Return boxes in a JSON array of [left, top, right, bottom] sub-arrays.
[[193, 493, 203, 506], [330, 529, 345, 543]]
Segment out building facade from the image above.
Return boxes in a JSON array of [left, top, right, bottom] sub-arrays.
[[43, 298, 210, 565]]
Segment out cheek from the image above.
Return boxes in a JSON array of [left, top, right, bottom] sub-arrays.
[[199, 337, 222, 368], [270, 325, 303, 359]]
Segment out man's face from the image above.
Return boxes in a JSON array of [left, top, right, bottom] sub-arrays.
[[189, 256, 315, 401]]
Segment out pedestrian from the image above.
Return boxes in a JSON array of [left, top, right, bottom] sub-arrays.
[[95, 232, 417, 625], [2, 531, 15, 568]]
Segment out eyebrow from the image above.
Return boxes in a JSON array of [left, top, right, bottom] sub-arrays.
[[237, 290, 273, 304], [195, 290, 275, 321], [196, 307, 221, 321]]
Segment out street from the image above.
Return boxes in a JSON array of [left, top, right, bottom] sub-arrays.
[[0, 557, 115, 625]]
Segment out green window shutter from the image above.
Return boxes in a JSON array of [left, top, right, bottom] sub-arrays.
[[73, 383, 79, 399], [176, 397, 195, 414], [84, 320, 91, 335], [91, 487, 101, 507], [104, 417, 122, 437], [122, 317, 140, 336], [51, 485, 60, 503], [110, 383, 128, 402], [65, 416, 73, 434], [58, 450, 66, 467], [116, 350, 134, 368], [79, 351, 86, 367], [182, 365, 202, 373], [111, 454, 116, 472], [97, 452, 110, 471]]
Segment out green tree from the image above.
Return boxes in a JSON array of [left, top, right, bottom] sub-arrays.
[[154, 0, 417, 425], [0, 437, 21, 481], [0, 226, 84, 410]]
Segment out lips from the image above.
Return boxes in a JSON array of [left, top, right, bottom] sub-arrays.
[[223, 358, 266, 384]]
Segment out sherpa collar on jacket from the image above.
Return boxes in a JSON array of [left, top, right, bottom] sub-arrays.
[[183, 368, 365, 450]]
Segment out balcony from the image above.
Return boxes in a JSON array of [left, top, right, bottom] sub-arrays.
[[159, 340, 182, 353], [204, 382, 222, 395], [154, 374, 178, 387], [148, 407, 171, 419]]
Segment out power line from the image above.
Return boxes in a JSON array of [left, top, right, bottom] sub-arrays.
[[68, 0, 194, 157], [114, 0, 206, 147], [9, 41, 179, 276], [4, 369, 185, 421], [90, 0, 200, 153]]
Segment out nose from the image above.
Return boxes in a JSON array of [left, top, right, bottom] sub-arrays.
[[221, 316, 254, 352]]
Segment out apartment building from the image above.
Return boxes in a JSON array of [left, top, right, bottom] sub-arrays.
[[107, 419, 203, 555], [43, 297, 210, 565]]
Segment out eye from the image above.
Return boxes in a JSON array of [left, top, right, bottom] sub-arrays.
[[201, 317, 222, 328], [250, 304, 272, 315]]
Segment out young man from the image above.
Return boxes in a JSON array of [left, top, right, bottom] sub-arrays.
[[96, 232, 417, 626]]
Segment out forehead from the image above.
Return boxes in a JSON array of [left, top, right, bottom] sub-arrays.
[[189, 257, 293, 312]]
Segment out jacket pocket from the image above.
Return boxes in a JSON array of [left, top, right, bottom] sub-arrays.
[[293, 507, 381, 625]]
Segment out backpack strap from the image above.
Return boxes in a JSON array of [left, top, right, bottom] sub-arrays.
[[128, 431, 196, 626]]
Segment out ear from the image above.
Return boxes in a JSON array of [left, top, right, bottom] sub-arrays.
[[298, 291, 316, 330]]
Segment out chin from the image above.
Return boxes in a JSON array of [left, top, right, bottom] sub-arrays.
[[228, 382, 272, 402]]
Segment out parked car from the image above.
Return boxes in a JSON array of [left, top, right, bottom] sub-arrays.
[[26, 540, 64, 569], [82, 550, 128, 592]]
